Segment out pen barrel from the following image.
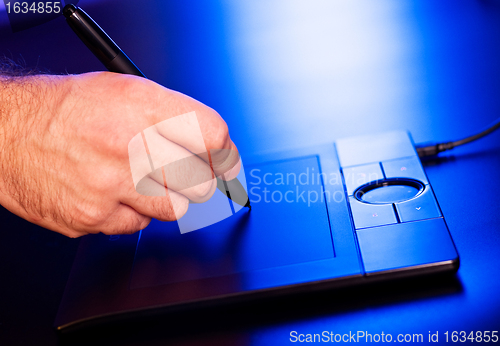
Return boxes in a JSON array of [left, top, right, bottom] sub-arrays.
[[106, 51, 145, 77], [65, 5, 145, 78]]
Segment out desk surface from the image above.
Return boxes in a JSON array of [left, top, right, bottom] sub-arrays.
[[1, 0, 500, 345]]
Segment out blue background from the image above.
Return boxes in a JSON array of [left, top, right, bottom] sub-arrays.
[[0, 0, 500, 344]]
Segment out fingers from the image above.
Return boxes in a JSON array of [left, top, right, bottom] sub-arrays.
[[121, 176, 190, 222], [143, 126, 217, 202], [210, 145, 241, 180], [64, 204, 151, 236], [129, 127, 217, 202], [152, 110, 208, 157], [144, 91, 241, 181], [98, 204, 152, 235], [28, 204, 151, 238]]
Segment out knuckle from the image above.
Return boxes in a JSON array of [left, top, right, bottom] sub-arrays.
[[191, 178, 216, 201], [213, 121, 230, 149], [204, 114, 230, 150]]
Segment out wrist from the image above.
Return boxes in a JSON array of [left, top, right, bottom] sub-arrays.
[[0, 74, 68, 212]]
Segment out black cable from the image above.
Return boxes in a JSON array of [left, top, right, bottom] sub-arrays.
[[416, 116, 500, 157]]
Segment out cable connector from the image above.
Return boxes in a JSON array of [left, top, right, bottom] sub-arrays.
[[416, 116, 500, 158], [416, 142, 455, 158]]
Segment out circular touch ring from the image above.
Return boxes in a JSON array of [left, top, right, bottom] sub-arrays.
[[354, 178, 425, 204]]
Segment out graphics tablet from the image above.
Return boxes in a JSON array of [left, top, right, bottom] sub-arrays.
[[55, 131, 459, 332]]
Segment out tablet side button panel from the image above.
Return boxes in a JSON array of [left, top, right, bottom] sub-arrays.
[[356, 218, 458, 274]]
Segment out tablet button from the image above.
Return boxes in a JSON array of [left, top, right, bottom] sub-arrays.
[[382, 157, 428, 184], [395, 186, 441, 222], [343, 163, 384, 196], [349, 197, 397, 229], [357, 218, 458, 274]]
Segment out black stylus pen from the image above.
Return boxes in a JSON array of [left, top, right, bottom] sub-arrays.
[[63, 4, 251, 210]]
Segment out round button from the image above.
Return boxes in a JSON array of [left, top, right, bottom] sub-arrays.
[[354, 178, 424, 204]]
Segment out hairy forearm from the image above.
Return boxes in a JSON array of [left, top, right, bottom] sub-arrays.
[[0, 75, 43, 139], [0, 73, 68, 222], [0, 56, 55, 134]]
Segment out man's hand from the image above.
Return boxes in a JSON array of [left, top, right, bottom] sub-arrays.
[[0, 72, 240, 237]]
